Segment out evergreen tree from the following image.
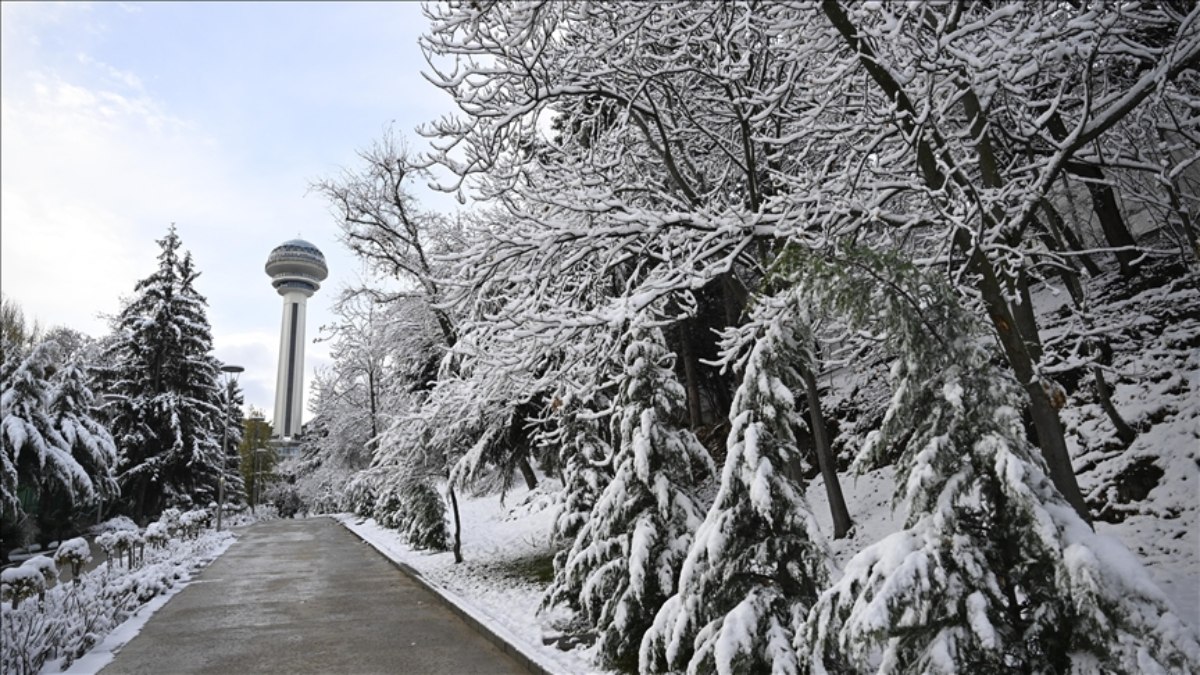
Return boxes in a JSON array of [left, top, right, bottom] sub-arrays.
[[99, 226, 224, 522], [544, 328, 712, 670], [216, 373, 246, 504], [2, 337, 118, 551], [40, 353, 119, 539], [800, 255, 1200, 673], [641, 299, 830, 674], [240, 410, 274, 509], [548, 396, 612, 547]]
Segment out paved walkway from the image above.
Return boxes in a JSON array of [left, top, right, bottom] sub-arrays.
[[102, 518, 529, 675]]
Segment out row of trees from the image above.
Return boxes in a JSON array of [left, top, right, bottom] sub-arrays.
[[3, 227, 257, 559], [295, 1, 1199, 672]]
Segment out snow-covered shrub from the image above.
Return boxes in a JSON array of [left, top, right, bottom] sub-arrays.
[[2, 527, 234, 673], [25, 554, 58, 589], [54, 537, 92, 585], [1, 563, 47, 609], [178, 508, 210, 538], [97, 529, 143, 569], [373, 483, 405, 529], [92, 515, 137, 534], [374, 480, 449, 551], [545, 329, 712, 669], [144, 522, 169, 548], [397, 482, 449, 551], [345, 471, 377, 518], [157, 508, 182, 536]]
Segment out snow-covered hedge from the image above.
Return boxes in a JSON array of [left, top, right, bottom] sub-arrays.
[[1, 515, 232, 674]]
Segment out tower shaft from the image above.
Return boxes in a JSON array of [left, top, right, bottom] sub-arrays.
[[272, 290, 309, 439]]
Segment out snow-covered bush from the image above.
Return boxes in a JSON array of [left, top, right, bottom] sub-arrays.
[[2, 527, 233, 673], [1, 564, 47, 609], [144, 522, 169, 548], [268, 483, 304, 518], [25, 554, 58, 588], [373, 483, 405, 529], [54, 537, 92, 585], [97, 529, 143, 569], [547, 398, 612, 546], [158, 508, 182, 536], [178, 508, 210, 538], [374, 480, 449, 551], [345, 471, 377, 517], [398, 482, 449, 551], [92, 515, 137, 535]]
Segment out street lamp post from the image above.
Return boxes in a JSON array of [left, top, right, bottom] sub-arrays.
[[217, 364, 244, 531]]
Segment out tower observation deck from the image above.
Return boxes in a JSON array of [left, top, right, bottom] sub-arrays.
[[265, 239, 328, 439]]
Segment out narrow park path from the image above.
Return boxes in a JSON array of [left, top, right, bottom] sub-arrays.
[[101, 518, 529, 674]]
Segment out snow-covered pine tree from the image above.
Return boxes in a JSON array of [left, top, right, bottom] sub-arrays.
[[548, 396, 612, 547], [99, 226, 224, 522], [217, 373, 246, 504], [41, 353, 119, 536], [543, 328, 712, 669], [801, 255, 1200, 673], [1, 341, 95, 527], [641, 295, 830, 675]]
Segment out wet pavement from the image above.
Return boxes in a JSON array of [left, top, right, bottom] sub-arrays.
[[101, 517, 529, 675]]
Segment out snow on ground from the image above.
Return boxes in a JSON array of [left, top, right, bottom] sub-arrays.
[[807, 465, 903, 571], [337, 483, 608, 675], [1038, 268, 1200, 627]]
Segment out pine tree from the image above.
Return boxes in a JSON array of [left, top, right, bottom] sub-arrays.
[[99, 226, 224, 522], [641, 300, 830, 674], [543, 328, 712, 670], [1, 341, 94, 524], [548, 395, 612, 547], [217, 374, 246, 504], [799, 255, 1200, 673], [39, 353, 119, 538]]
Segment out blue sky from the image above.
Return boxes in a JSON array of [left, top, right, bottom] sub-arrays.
[[1, 2, 459, 425]]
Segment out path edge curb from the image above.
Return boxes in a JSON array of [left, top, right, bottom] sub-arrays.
[[336, 518, 556, 675]]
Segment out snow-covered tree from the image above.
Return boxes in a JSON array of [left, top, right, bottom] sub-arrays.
[[641, 299, 830, 674], [544, 328, 712, 669], [40, 354, 119, 536], [98, 226, 224, 522], [217, 375, 246, 504], [799, 255, 1200, 673], [547, 395, 613, 547], [2, 337, 118, 552], [2, 342, 85, 519]]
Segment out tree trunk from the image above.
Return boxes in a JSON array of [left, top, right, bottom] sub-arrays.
[[1041, 199, 1102, 277], [1046, 114, 1140, 276], [367, 368, 378, 454], [517, 456, 538, 490], [448, 482, 463, 564], [678, 320, 704, 429], [802, 365, 853, 539]]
